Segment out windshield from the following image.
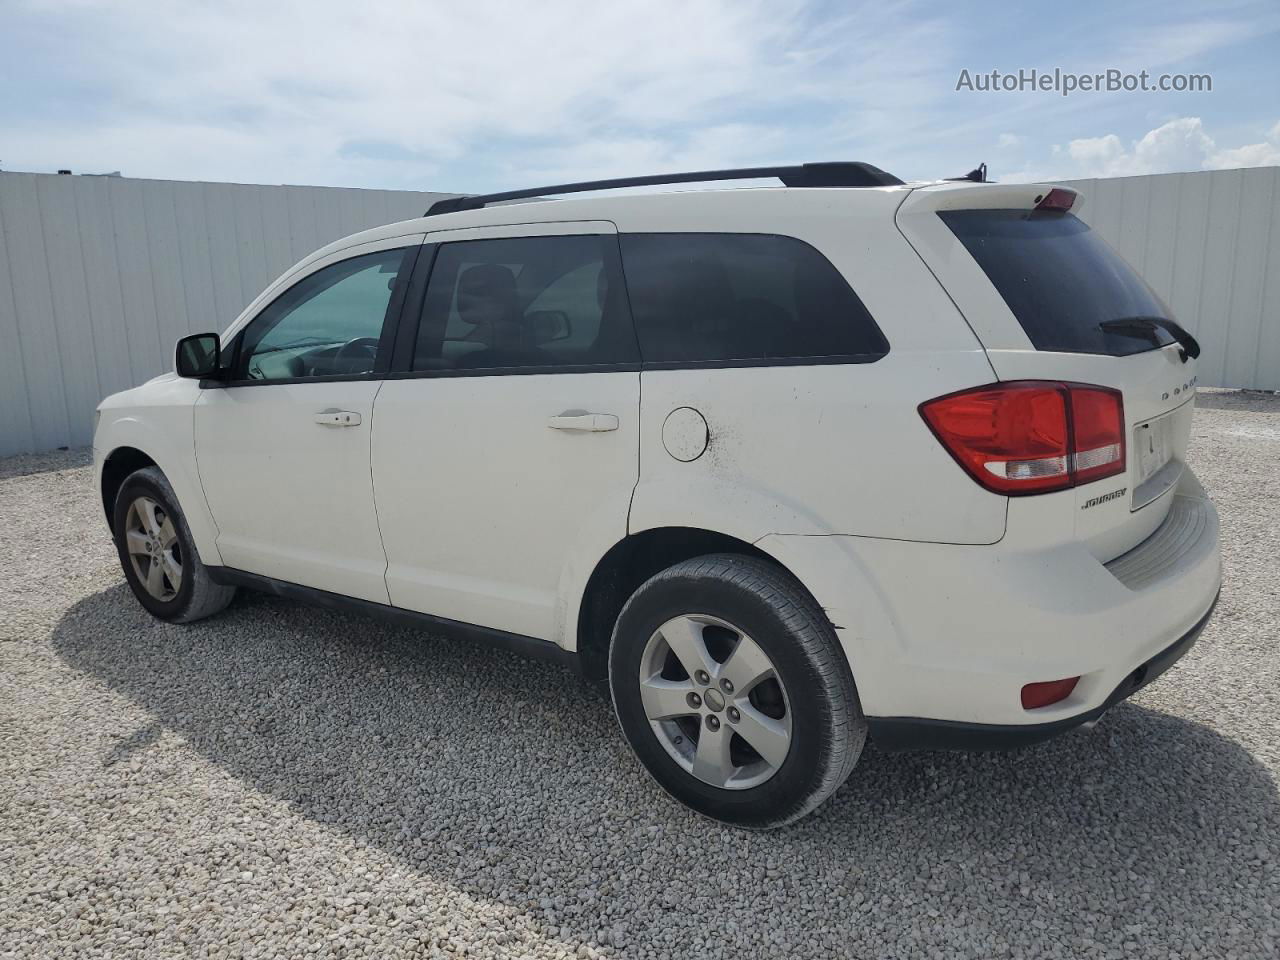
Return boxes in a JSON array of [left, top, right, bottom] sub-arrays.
[[940, 209, 1179, 357]]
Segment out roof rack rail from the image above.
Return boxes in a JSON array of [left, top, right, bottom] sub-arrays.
[[424, 161, 904, 216]]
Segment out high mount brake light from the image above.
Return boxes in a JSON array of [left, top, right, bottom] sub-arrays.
[[919, 381, 1125, 496], [1035, 187, 1077, 212]]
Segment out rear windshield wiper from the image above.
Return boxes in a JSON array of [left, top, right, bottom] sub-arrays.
[[1098, 316, 1201, 363]]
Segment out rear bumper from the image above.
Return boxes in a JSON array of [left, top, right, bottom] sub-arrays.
[[867, 592, 1217, 751], [758, 466, 1222, 734]]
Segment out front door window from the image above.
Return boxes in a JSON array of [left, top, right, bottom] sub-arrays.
[[235, 248, 411, 381]]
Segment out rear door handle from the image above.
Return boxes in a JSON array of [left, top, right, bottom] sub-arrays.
[[314, 410, 362, 427], [547, 412, 619, 432]]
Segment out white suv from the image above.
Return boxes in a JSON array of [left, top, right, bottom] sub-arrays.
[[93, 163, 1222, 827]]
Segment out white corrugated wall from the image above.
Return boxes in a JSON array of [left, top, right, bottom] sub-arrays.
[[0, 173, 446, 456], [1, 167, 1277, 457], [1064, 168, 1280, 393]]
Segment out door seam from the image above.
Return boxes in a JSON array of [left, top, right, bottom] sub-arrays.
[[190, 390, 224, 543], [367, 378, 394, 605]]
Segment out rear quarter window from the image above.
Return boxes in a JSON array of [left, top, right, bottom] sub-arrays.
[[941, 210, 1179, 356], [619, 233, 888, 365]]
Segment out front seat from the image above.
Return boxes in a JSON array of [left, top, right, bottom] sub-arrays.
[[453, 264, 551, 369]]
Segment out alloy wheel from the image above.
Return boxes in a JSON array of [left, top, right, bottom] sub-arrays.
[[638, 614, 793, 790], [124, 495, 182, 602]]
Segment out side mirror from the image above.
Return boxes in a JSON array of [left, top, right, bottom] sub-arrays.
[[528, 310, 572, 345], [176, 333, 221, 379]]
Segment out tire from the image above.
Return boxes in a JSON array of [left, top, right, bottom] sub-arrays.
[[609, 553, 866, 828], [112, 466, 236, 623]]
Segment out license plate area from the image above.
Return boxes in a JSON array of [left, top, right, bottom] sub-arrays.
[[1132, 413, 1180, 509]]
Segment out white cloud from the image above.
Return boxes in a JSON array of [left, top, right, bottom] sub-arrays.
[[1067, 117, 1215, 177], [6, 2, 1278, 191], [1209, 139, 1280, 169], [1, 0, 956, 190], [1007, 118, 1280, 181], [1092, 18, 1265, 72]]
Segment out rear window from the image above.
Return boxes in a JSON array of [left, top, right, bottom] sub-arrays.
[[619, 233, 888, 365], [941, 210, 1178, 356]]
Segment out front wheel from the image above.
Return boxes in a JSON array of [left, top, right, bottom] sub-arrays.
[[609, 554, 866, 828], [112, 466, 235, 623]]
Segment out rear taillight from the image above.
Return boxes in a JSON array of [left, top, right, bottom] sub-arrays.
[[1068, 386, 1126, 485], [920, 381, 1125, 496]]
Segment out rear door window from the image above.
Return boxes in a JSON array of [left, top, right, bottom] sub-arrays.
[[619, 233, 888, 365], [940, 210, 1179, 356], [411, 235, 638, 372]]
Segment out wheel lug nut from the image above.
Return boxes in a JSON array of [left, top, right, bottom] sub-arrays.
[[720, 678, 734, 694], [705, 715, 721, 731], [687, 692, 702, 709], [727, 706, 740, 723], [695, 670, 711, 685]]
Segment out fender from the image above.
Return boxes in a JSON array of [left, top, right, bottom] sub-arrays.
[[628, 476, 905, 714], [554, 478, 826, 656], [96, 377, 222, 567], [753, 532, 905, 717], [628, 477, 833, 544]]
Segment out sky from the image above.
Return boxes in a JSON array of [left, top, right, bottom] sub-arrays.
[[2, 0, 1279, 193]]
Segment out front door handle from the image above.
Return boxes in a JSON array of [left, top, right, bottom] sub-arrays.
[[547, 412, 619, 432], [314, 410, 362, 427]]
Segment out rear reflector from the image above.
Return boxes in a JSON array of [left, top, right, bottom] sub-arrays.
[[1021, 677, 1080, 710], [1036, 187, 1077, 212], [920, 381, 1125, 495]]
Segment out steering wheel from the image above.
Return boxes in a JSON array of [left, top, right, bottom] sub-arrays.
[[332, 336, 380, 372]]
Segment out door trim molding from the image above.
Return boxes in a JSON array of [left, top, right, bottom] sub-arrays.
[[206, 566, 581, 672]]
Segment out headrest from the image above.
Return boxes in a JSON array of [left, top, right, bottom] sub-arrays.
[[458, 263, 517, 302]]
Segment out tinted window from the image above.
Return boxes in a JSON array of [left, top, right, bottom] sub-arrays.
[[619, 233, 887, 364], [941, 210, 1178, 356], [236, 248, 410, 380], [412, 235, 638, 371]]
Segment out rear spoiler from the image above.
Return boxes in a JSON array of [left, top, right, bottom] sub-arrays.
[[898, 181, 1086, 215]]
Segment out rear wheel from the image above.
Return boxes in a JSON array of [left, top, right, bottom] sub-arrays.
[[609, 554, 865, 828], [113, 466, 235, 623]]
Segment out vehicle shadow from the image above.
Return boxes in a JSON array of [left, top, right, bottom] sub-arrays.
[[53, 585, 1279, 955]]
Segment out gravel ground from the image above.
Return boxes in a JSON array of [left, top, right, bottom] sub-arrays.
[[2, 390, 1278, 960]]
